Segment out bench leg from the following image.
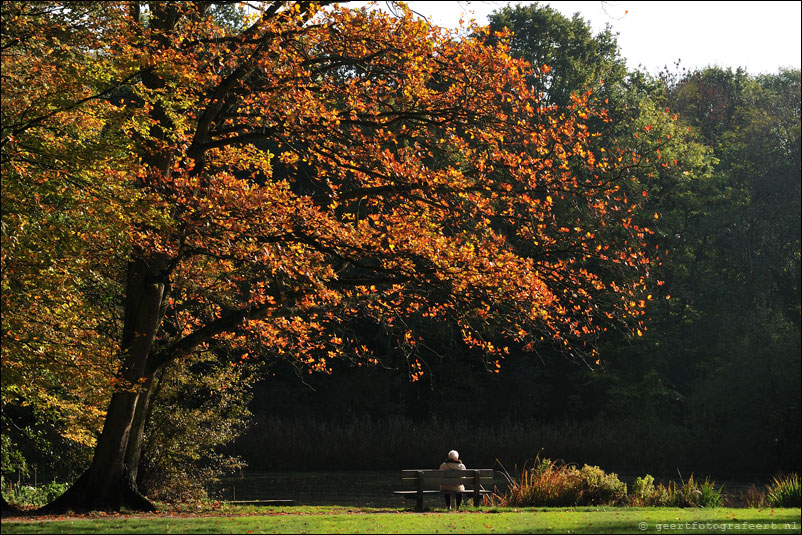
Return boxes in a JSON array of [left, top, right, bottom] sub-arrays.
[[416, 494, 423, 512]]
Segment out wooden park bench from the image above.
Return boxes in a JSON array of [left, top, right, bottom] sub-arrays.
[[393, 469, 494, 511]]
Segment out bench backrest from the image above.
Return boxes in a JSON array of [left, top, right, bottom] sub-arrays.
[[400, 469, 494, 489]]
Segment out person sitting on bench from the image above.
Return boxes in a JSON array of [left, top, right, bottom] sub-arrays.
[[439, 449, 466, 509]]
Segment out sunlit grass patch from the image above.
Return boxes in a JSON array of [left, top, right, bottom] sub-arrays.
[[1, 507, 800, 534]]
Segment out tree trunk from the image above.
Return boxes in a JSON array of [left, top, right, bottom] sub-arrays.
[[125, 375, 156, 484], [38, 390, 155, 513], [40, 255, 167, 513], [39, 4, 186, 514]]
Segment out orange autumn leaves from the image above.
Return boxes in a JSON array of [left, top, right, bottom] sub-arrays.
[[4, 2, 669, 387], [137, 3, 660, 377]]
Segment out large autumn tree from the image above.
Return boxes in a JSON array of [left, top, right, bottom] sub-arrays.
[[2, 1, 667, 511]]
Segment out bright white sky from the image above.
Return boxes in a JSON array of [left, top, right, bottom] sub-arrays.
[[355, 1, 802, 75]]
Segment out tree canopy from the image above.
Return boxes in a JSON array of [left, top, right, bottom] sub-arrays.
[[1, 1, 672, 511]]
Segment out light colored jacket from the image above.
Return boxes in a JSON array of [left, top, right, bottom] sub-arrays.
[[439, 459, 466, 492]]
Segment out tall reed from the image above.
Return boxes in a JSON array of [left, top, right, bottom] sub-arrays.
[[233, 414, 693, 473]]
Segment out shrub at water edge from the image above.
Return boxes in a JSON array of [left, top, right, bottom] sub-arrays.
[[491, 457, 627, 507], [766, 474, 801, 508]]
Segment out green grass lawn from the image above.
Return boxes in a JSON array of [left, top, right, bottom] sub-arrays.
[[1, 506, 800, 534]]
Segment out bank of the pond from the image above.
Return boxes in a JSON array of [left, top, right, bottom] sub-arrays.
[[2, 507, 801, 534]]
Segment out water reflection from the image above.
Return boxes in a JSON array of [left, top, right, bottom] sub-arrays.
[[211, 471, 507, 508]]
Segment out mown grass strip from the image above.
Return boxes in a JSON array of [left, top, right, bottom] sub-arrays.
[[2, 507, 800, 534]]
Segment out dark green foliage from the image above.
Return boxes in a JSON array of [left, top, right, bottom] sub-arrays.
[[493, 6, 799, 476], [136, 354, 255, 502], [647, 67, 801, 473], [487, 3, 627, 108]]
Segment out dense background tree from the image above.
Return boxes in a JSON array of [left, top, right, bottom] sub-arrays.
[[653, 66, 801, 472], [486, 2, 627, 108]]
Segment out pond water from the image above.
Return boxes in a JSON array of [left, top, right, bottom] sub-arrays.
[[210, 470, 767, 508], [210, 471, 510, 508]]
